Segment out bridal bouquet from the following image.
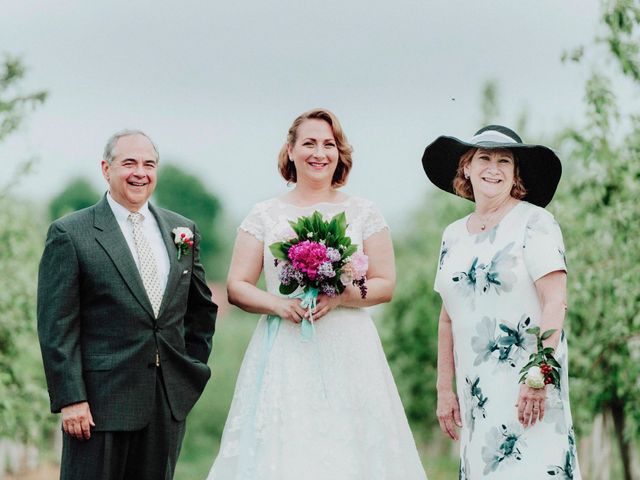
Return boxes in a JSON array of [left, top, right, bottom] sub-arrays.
[[269, 211, 368, 337]]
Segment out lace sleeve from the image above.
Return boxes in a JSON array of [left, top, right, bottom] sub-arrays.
[[523, 208, 567, 281], [361, 201, 389, 239], [238, 203, 265, 242]]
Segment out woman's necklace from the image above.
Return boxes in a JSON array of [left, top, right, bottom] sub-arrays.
[[475, 199, 513, 231]]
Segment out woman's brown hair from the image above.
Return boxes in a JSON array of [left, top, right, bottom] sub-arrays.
[[278, 108, 353, 187], [452, 148, 527, 201]]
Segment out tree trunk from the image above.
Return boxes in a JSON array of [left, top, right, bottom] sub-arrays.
[[611, 401, 633, 480]]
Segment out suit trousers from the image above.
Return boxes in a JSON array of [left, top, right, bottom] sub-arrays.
[[60, 371, 186, 480]]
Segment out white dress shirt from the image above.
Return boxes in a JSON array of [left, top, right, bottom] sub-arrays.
[[106, 193, 170, 294]]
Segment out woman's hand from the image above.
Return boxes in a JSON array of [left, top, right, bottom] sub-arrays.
[[310, 293, 342, 321], [273, 298, 307, 324], [515, 384, 547, 428], [437, 390, 462, 440]]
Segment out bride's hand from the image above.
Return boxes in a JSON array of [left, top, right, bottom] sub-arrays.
[[310, 293, 342, 321], [515, 384, 547, 428], [273, 298, 307, 324]]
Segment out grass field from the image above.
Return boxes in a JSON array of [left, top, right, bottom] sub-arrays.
[[174, 308, 458, 480]]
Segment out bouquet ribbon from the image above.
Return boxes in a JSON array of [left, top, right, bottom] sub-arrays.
[[292, 287, 318, 341], [237, 287, 322, 477]]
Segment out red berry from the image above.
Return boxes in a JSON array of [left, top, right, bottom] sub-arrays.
[[181, 233, 186, 238]]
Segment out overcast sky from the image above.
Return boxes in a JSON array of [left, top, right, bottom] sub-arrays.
[[0, 1, 615, 227]]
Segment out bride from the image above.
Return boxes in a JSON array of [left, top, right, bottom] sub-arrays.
[[206, 108, 427, 479]]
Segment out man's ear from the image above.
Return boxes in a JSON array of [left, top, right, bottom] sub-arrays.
[[101, 160, 110, 181]]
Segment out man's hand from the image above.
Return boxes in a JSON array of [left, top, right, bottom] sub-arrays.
[[61, 401, 95, 440]]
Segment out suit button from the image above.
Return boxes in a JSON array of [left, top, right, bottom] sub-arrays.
[[154, 326, 160, 332]]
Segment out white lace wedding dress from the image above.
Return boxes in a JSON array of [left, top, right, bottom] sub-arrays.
[[206, 196, 427, 480]]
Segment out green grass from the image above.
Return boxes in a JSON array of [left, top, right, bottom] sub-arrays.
[[175, 308, 256, 479], [174, 308, 458, 479]]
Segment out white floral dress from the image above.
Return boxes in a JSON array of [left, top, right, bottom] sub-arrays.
[[435, 201, 581, 479], [207, 196, 427, 480]]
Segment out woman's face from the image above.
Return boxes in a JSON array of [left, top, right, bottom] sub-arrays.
[[464, 148, 515, 201], [287, 119, 340, 186]]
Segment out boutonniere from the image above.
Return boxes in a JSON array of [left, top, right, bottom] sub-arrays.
[[172, 227, 194, 260]]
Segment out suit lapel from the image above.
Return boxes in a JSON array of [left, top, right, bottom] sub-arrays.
[[149, 203, 181, 318], [93, 196, 155, 319]]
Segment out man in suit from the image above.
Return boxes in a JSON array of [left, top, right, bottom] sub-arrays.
[[37, 130, 217, 480]]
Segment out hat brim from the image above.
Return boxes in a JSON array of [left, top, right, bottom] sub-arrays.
[[421, 136, 562, 207]]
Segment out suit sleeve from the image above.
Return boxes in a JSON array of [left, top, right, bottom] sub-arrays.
[[37, 222, 87, 413], [184, 222, 217, 364]]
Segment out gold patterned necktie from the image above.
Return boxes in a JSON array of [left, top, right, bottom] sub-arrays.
[[128, 212, 163, 318]]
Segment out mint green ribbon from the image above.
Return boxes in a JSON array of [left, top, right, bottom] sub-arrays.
[[291, 286, 319, 341], [237, 286, 322, 477]]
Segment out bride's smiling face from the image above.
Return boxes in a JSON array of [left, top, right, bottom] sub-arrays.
[[287, 119, 339, 186]]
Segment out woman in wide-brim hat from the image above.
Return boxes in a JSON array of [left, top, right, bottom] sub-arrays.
[[424, 125, 582, 478]]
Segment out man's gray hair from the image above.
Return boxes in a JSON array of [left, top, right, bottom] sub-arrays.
[[103, 129, 160, 164]]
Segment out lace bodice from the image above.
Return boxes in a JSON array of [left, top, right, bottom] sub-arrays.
[[239, 196, 389, 295]]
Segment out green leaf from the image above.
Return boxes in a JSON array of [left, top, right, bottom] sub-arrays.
[[541, 329, 557, 340], [269, 242, 288, 260], [343, 245, 358, 258], [547, 357, 561, 369], [526, 326, 541, 336], [279, 282, 299, 295]]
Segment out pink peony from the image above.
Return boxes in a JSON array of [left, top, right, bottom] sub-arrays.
[[348, 251, 368, 280], [340, 251, 369, 284], [287, 241, 328, 281]]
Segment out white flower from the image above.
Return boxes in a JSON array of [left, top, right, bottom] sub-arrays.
[[525, 366, 545, 389], [172, 227, 194, 244]]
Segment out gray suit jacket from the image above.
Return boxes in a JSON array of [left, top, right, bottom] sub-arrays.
[[37, 195, 217, 431]]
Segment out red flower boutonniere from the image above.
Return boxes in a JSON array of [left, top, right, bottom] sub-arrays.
[[172, 227, 194, 260]]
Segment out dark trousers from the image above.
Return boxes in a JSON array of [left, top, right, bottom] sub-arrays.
[[60, 373, 186, 480]]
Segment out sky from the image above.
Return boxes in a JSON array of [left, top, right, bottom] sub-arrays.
[[0, 1, 615, 228]]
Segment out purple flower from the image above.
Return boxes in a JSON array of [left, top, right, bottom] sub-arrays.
[[278, 262, 303, 285], [326, 247, 341, 262], [320, 283, 337, 297], [317, 261, 336, 279]]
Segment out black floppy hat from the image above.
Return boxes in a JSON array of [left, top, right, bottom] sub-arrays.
[[421, 125, 562, 207]]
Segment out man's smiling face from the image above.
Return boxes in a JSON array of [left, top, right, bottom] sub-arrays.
[[101, 134, 158, 212]]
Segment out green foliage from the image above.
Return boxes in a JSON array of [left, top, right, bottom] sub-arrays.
[[0, 56, 47, 197], [381, 192, 471, 435], [0, 55, 47, 144], [175, 309, 256, 479], [601, 0, 640, 81], [154, 163, 226, 280], [554, 73, 640, 443], [0, 55, 53, 442], [0, 198, 54, 441], [48, 177, 100, 221]]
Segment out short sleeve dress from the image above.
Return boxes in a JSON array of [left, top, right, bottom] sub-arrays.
[[435, 201, 581, 479], [207, 196, 427, 480]]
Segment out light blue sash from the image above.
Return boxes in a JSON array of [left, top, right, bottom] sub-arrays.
[[236, 287, 321, 478]]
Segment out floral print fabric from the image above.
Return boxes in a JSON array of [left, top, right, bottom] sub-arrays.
[[435, 201, 581, 479]]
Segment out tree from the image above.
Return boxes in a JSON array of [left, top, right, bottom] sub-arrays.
[[381, 193, 470, 436], [48, 177, 100, 221], [154, 163, 227, 280], [552, 3, 640, 477], [0, 56, 53, 442], [0, 55, 47, 197]]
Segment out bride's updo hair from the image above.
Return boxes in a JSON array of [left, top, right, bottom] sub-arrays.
[[278, 108, 353, 187]]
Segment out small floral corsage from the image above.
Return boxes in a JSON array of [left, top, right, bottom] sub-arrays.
[[519, 327, 561, 389], [172, 227, 194, 260]]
